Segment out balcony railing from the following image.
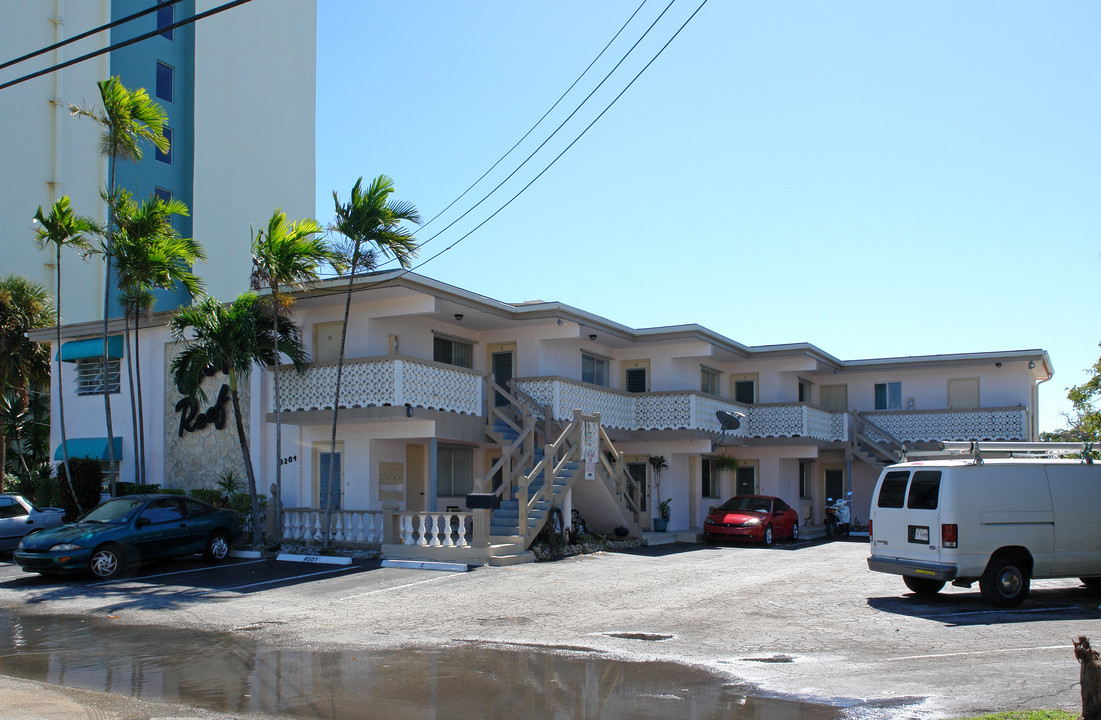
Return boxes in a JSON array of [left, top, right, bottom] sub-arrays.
[[515, 378, 850, 441], [862, 407, 1031, 443], [278, 355, 482, 415]]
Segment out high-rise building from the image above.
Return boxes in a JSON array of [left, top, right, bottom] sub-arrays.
[[0, 0, 317, 321]]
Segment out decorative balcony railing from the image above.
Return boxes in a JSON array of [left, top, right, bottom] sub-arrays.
[[863, 407, 1031, 443], [515, 378, 851, 441], [278, 356, 482, 415], [282, 508, 385, 545]]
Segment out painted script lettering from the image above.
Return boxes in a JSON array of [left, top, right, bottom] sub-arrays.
[[175, 384, 230, 437]]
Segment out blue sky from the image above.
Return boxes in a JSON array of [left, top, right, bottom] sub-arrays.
[[314, 1, 1101, 433]]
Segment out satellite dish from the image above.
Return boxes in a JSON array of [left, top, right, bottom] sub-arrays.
[[712, 410, 747, 451], [716, 410, 745, 431]]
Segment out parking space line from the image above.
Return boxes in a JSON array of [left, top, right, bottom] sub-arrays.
[[344, 573, 456, 599], [90, 559, 267, 587], [889, 644, 1066, 661], [921, 605, 1086, 619], [213, 564, 362, 592]]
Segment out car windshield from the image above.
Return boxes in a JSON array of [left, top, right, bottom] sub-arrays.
[[80, 498, 146, 523], [718, 496, 772, 514]]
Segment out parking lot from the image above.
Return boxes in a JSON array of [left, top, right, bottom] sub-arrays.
[[0, 539, 1097, 718]]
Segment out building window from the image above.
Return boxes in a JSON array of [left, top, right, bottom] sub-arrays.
[[437, 445, 473, 496], [798, 380, 811, 403], [874, 381, 902, 410], [625, 367, 646, 393], [156, 126, 173, 164], [157, 1, 174, 39], [701, 367, 720, 396], [156, 61, 173, 102], [75, 358, 121, 395], [582, 353, 609, 386], [733, 376, 757, 405], [153, 187, 172, 203], [433, 336, 472, 368], [702, 458, 719, 498], [799, 461, 811, 499]]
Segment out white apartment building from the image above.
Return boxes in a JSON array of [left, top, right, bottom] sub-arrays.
[[32, 271, 1052, 564]]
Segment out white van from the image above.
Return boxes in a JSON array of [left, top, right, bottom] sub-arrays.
[[867, 442, 1101, 606]]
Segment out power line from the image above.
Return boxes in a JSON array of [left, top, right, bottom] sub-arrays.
[[403, 0, 709, 276], [375, 0, 682, 272], [0, 0, 255, 92], [414, 0, 649, 238], [320, 0, 709, 299], [0, 0, 186, 73]]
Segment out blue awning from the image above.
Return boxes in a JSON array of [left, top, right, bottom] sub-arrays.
[[56, 336, 123, 362], [54, 437, 123, 461]]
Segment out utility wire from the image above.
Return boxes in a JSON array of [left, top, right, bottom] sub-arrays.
[[321, 0, 709, 299], [0, 0, 254, 92], [373, 0, 681, 274], [413, 0, 649, 238], [0, 0, 185, 72], [403, 0, 709, 275]]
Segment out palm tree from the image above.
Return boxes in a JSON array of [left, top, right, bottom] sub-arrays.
[[250, 209, 329, 541], [71, 77, 169, 494], [169, 293, 309, 544], [111, 190, 204, 485], [32, 196, 99, 509], [0, 275, 53, 485], [325, 176, 420, 544]]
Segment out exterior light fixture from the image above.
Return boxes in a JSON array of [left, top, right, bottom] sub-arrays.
[[454, 314, 463, 321], [589, 334, 597, 341]]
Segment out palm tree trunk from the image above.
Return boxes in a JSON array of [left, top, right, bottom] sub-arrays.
[[55, 246, 81, 512], [229, 377, 261, 545], [134, 317, 146, 486], [272, 282, 283, 545], [102, 157, 117, 496], [324, 261, 357, 548], [124, 316, 139, 487]]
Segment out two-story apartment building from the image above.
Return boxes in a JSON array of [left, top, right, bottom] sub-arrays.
[[38, 270, 1052, 562]]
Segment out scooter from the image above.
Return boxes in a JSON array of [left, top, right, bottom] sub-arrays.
[[824, 492, 852, 538]]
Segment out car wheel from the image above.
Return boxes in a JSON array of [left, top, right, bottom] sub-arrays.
[[980, 554, 1030, 607], [204, 531, 231, 562], [903, 575, 945, 596], [790, 522, 799, 542], [90, 544, 124, 579], [763, 525, 774, 545]]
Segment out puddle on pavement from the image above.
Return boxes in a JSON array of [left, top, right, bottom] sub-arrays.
[[0, 610, 842, 719]]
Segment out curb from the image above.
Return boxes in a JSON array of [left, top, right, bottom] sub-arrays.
[[276, 553, 352, 566], [230, 550, 262, 559], [382, 559, 469, 573]]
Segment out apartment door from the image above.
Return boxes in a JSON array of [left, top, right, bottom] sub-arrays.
[[823, 467, 845, 503], [314, 441, 343, 510], [735, 465, 757, 495], [406, 445, 426, 511], [489, 343, 516, 407], [820, 385, 848, 411], [314, 322, 343, 365], [948, 378, 979, 409]]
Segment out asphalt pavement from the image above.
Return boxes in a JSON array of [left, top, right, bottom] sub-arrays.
[[0, 539, 1096, 718]]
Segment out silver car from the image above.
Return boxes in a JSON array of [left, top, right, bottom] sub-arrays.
[[0, 495, 65, 551]]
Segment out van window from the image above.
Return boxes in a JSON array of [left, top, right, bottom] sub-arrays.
[[877, 471, 909, 508], [907, 471, 941, 510]]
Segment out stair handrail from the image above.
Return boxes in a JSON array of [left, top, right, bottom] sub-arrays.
[[854, 411, 905, 463], [509, 379, 564, 448], [598, 425, 640, 518]]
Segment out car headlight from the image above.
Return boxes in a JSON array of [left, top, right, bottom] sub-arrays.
[[49, 543, 82, 552], [704, 518, 716, 525], [740, 518, 761, 526]]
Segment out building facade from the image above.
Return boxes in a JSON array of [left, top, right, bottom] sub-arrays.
[[0, 0, 316, 321], [33, 271, 1053, 559]]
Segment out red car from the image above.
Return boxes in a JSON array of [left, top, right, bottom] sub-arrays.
[[703, 495, 799, 545]]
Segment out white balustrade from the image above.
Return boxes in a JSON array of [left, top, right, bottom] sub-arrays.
[[864, 408, 1029, 443], [279, 357, 481, 416], [396, 511, 472, 549], [280, 509, 386, 545]]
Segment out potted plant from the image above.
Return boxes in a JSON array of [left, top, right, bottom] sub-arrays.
[[649, 455, 669, 531]]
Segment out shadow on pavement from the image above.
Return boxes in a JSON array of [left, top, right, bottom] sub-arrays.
[[867, 584, 1101, 626]]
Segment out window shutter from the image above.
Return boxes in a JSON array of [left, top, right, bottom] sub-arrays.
[[625, 367, 647, 393]]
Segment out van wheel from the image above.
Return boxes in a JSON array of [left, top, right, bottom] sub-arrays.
[[903, 576, 945, 596], [980, 555, 1030, 607]]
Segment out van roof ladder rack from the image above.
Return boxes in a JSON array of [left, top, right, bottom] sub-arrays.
[[902, 441, 1096, 465]]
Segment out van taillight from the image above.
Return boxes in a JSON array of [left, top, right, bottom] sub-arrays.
[[868, 519, 872, 542], [942, 524, 958, 548]]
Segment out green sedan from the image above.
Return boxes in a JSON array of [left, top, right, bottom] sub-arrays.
[[14, 494, 242, 580]]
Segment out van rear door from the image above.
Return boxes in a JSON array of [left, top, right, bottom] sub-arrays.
[[871, 469, 913, 557], [903, 470, 944, 566]]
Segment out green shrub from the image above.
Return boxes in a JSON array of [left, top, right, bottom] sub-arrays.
[[189, 488, 222, 505], [57, 459, 104, 521]]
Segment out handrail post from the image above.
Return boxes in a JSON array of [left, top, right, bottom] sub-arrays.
[[382, 504, 397, 544], [472, 508, 490, 548]]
